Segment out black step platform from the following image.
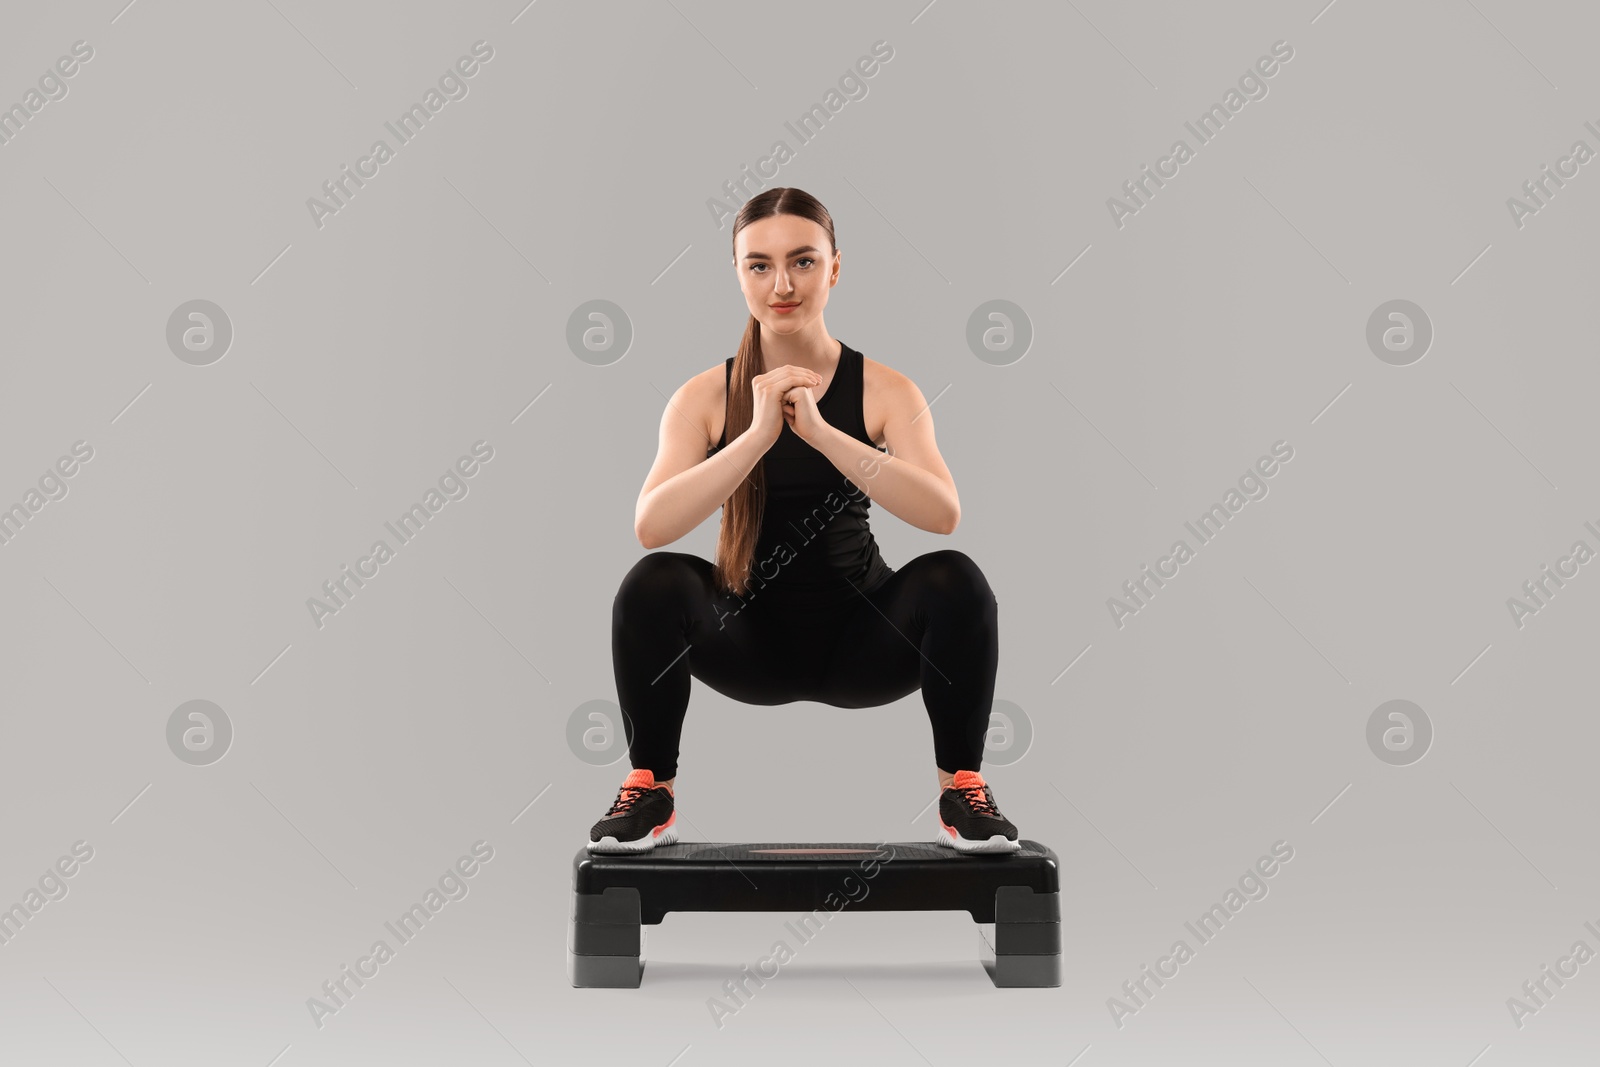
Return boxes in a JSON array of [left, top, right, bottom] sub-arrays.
[[569, 840, 1061, 988]]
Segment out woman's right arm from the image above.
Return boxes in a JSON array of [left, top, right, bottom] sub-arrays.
[[633, 366, 818, 548]]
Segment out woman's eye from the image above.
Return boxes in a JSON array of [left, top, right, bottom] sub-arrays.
[[749, 258, 815, 273]]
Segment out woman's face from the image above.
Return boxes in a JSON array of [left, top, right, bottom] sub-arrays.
[[733, 214, 839, 336]]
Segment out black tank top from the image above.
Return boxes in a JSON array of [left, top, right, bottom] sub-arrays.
[[707, 340, 895, 608]]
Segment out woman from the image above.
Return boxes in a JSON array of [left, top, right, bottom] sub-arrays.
[[588, 187, 1020, 854]]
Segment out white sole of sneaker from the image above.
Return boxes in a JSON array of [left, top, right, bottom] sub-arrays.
[[936, 823, 1021, 854], [587, 814, 678, 853]]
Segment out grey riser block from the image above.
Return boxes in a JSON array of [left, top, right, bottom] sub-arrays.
[[979, 920, 1061, 955], [980, 952, 1060, 988], [568, 949, 645, 988], [979, 927, 1061, 988], [571, 886, 641, 925], [569, 920, 647, 956], [995, 885, 1060, 923]]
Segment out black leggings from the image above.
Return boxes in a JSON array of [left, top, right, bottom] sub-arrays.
[[611, 549, 999, 782]]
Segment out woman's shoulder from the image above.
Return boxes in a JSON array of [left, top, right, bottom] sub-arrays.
[[676, 360, 731, 450], [685, 358, 730, 389], [860, 352, 915, 395], [858, 352, 920, 448]]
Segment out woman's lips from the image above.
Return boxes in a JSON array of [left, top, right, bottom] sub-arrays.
[[771, 303, 800, 313]]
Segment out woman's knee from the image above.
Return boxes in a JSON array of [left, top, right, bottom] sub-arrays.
[[912, 549, 996, 608], [615, 551, 707, 612]]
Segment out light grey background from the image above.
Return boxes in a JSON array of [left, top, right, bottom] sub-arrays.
[[2, 1, 1596, 1064]]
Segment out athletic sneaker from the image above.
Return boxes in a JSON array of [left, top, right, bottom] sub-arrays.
[[936, 769, 1021, 854], [588, 768, 679, 853]]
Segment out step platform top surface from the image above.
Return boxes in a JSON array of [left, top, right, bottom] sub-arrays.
[[571, 840, 1059, 921], [576, 840, 1056, 867]]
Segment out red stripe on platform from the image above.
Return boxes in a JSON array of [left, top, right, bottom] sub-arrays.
[[748, 849, 884, 855]]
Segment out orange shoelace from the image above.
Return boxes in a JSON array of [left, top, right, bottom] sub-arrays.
[[949, 770, 1000, 816], [956, 785, 1000, 816], [607, 785, 650, 815]]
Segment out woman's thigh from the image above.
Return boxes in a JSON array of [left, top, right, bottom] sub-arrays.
[[809, 549, 998, 709], [616, 551, 809, 707]]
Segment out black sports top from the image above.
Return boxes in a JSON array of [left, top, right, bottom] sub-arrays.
[[707, 340, 895, 609]]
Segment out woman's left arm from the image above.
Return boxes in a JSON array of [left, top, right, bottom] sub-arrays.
[[798, 373, 961, 534]]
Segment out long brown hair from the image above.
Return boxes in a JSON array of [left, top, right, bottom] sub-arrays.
[[713, 187, 838, 597]]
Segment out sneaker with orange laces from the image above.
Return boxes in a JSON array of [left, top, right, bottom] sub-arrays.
[[936, 769, 1021, 854], [587, 768, 678, 853]]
